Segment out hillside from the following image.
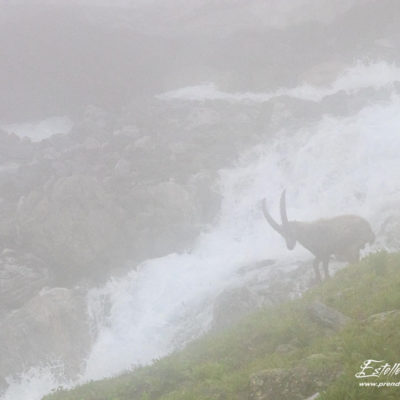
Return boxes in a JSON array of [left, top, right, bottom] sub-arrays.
[[43, 251, 400, 400]]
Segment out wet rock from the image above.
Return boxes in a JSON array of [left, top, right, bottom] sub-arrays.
[[17, 175, 126, 281], [148, 180, 196, 225], [307, 301, 351, 330], [0, 251, 49, 313], [72, 105, 114, 141], [378, 212, 400, 250], [0, 131, 34, 163], [237, 259, 316, 308], [0, 287, 91, 385], [300, 60, 346, 86], [212, 287, 260, 330], [83, 136, 101, 151]]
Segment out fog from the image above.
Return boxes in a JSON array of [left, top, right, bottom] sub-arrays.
[[1, 1, 400, 399]]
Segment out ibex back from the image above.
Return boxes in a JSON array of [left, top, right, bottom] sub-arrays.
[[262, 190, 375, 282]]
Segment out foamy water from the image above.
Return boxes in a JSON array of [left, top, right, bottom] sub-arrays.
[[158, 62, 400, 103], [1, 116, 73, 142], [3, 66, 400, 400]]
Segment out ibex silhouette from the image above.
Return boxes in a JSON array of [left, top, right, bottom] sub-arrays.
[[262, 190, 375, 282]]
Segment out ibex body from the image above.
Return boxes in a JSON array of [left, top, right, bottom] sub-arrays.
[[262, 190, 375, 282]]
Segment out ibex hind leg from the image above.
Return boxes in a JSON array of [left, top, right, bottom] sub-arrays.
[[313, 258, 322, 283], [322, 258, 330, 280]]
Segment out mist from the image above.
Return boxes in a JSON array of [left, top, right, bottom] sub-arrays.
[[1, 1, 400, 399]]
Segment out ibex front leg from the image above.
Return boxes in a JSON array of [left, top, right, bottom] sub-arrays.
[[313, 258, 322, 283], [322, 258, 330, 280]]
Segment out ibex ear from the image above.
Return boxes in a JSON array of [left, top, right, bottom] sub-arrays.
[[280, 189, 289, 226], [262, 198, 283, 235]]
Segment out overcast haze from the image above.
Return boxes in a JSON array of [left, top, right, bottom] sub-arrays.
[[1, 1, 400, 399]]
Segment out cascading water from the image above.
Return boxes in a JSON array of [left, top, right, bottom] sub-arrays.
[[3, 63, 400, 400]]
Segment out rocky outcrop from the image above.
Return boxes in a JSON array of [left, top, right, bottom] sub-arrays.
[[0, 130, 34, 164], [17, 175, 126, 281], [249, 354, 341, 400], [367, 309, 400, 324], [0, 249, 49, 313], [125, 179, 200, 258], [0, 287, 91, 386], [212, 287, 260, 330], [307, 301, 351, 331]]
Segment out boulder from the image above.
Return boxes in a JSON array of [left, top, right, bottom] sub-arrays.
[[305, 394, 320, 400], [307, 301, 351, 331], [0, 250, 49, 312], [17, 175, 126, 281], [300, 60, 346, 87], [367, 309, 400, 324], [70, 105, 114, 141], [249, 354, 340, 400], [212, 287, 260, 330], [0, 287, 91, 386], [149, 180, 195, 220]]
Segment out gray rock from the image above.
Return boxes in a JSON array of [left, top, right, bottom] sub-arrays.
[[17, 175, 126, 280], [304, 394, 320, 400], [0, 254, 49, 312], [367, 310, 400, 324], [300, 60, 346, 86], [378, 213, 400, 250], [249, 357, 340, 400], [0, 287, 91, 385], [83, 137, 101, 151], [307, 301, 351, 330], [212, 287, 260, 330], [275, 343, 297, 354]]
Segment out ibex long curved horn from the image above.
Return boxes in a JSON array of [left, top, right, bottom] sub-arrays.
[[280, 189, 289, 227], [262, 198, 283, 235]]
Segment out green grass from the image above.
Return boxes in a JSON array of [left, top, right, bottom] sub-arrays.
[[44, 251, 400, 400]]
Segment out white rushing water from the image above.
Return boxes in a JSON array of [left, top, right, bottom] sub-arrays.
[[158, 62, 400, 103], [1, 116, 73, 142], [3, 66, 400, 400]]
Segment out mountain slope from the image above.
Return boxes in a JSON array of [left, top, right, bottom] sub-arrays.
[[43, 251, 400, 400]]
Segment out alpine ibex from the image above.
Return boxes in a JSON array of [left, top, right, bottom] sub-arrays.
[[262, 190, 375, 282]]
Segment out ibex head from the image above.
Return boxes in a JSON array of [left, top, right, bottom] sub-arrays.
[[262, 189, 296, 250]]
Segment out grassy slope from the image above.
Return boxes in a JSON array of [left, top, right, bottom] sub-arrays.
[[44, 251, 400, 400]]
